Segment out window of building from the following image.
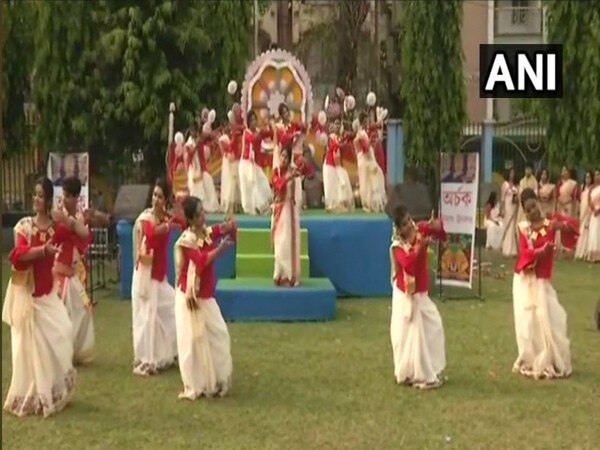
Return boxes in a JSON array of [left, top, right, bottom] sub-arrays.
[[511, 0, 529, 25]]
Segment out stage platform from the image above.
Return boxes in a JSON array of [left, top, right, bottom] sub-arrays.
[[215, 277, 336, 322], [117, 210, 393, 299]]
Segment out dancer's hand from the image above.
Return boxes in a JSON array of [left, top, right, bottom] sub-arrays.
[[219, 237, 234, 251], [51, 209, 70, 225], [44, 241, 58, 257]]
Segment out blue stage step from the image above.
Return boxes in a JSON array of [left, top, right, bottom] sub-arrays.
[[216, 277, 336, 322]]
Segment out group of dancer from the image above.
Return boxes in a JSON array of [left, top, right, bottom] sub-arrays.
[[485, 165, 600, 262], [166, 85, 388, 217], [391, 186, 580, 389]]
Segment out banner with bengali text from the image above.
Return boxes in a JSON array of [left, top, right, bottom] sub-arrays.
[[46, 152, 90, 212], [438, 152, 479, 288]]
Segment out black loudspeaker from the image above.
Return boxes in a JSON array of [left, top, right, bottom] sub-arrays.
[[385, 183, 432, 222], [595, 298, 600, 331], [112, 184, 152, 222]]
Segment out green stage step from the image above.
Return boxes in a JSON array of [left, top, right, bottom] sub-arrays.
[[236, 228, 309, 254], [218, 277, 333, 289], [236, 254, 310, 278]]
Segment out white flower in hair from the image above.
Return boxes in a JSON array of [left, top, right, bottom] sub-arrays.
[[317, 110, 327, 126], [227, 80, 238, 95], [352, 118, 360, 132], [202, 122, 212, 135], [227, 110, 235, 124], [345, 95, 356, 111], [366, 91, 377, 107], [174, 131, 184, 145], [208, 109, 216, 124]]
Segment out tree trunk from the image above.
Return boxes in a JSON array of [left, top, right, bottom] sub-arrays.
[[336, 0, 369, 93]]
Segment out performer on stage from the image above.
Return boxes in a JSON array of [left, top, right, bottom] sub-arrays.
[[271, 146, 311, 287], [131, 178, 182, 376], [389, 206, 447, 390], [218, 127, 241, 215], [537, 168, 556, 218], [167, 131, 189, 201], [517, 164, 539, 224], [55, 176, 107, 364], [586, 169, 600, 263], [500, 168, 519, 257], [575, 171, 594, 260], [174, 196, 235, 399], [353, 112, 387, 213], [238, 109, 272, 215], [485, 191, 503, 251], [512, 188, 578, 380], [3, 177, 88, 417], [323, 111, 354, 213], [187, 121, 220, 213]]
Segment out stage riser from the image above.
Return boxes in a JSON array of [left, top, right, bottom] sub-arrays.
[[237, 228, 309, 254], [117, 214, 393, 298], [236, 254, 310, 279], [216, 278, 336, 322]]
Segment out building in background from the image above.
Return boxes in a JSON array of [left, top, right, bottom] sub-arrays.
[[257, 0, 544, 123]]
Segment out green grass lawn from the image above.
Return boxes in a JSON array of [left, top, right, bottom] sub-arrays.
[[2, 254, 599, 449]]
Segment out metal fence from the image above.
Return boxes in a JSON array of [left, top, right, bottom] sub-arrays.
[[492, 119, 546, 179], [2, 149, 44, 212]]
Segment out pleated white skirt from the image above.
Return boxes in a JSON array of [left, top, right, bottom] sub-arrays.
[[62, 275, 95, 364], [2, 289, 77, 417], [512, 273, 572, 379], [131, 266, 178, 376], [390, 285, 446, 388], [175, 289, 232, 399]]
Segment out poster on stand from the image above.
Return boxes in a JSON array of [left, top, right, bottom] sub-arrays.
[[47, 152, 90, 211], [438, 152, 479, 288]]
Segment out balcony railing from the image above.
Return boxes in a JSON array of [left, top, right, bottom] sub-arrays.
[[495, 4, 543, 36]]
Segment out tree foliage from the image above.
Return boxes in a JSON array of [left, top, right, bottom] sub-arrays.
[[520, 1, 600, 168], [25, 0, 255, 180], [2, 1, 36, 157], [400, 0, 466, 170]]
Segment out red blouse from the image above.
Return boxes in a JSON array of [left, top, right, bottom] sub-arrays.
[[141, 219, 171, 281], [178, 225, 231, 299], [10, 220, 73, 297], [392, 222, 447, 294], [514, 215, 579, 279], [56, 216, 92, 269], [325, 134, 341, 167]]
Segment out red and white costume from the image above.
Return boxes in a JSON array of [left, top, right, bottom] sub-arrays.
[[500, 180, 519, 257], [174, 225, 234, 399], [322, 113, 354, 212], [484, 202, 503, 250], [187, 131, 220, 213], [238, 123, 273, 215], [585, 182, 600, 262], [575, 182, 593, 260], [219, 128, 242, 215], [54, 210, 95, 364], [3, 218, 77, 417], [271, 152, 312, 287], [167, 133, 189, 201], [353, 124, 386, 212], [538, 180, 556, 218], [131, 209, 179, 376], [512, 215, 578, 379], [389, 221, 447, 388]]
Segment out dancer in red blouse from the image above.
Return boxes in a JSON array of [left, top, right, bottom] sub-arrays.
[[389, 205, 447, 390], [174, 195, 235, 399], [322, 111, 354, 212], [271, 146, 313, 287], [3, 177, 89, 417], [55, 176, 109, 364], [512, 188, 579, 379], [238, 110, 273, 215], [131, 178, 183, 376], [219, 112, 242, 215]]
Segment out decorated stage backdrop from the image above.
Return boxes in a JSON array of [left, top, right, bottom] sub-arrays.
[[438, 152, 479, 288], [47, 152, 90, 211]]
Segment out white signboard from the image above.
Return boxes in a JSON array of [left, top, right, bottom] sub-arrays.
[[47, 152, 90, 211], [438, 152, 479, 288]]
